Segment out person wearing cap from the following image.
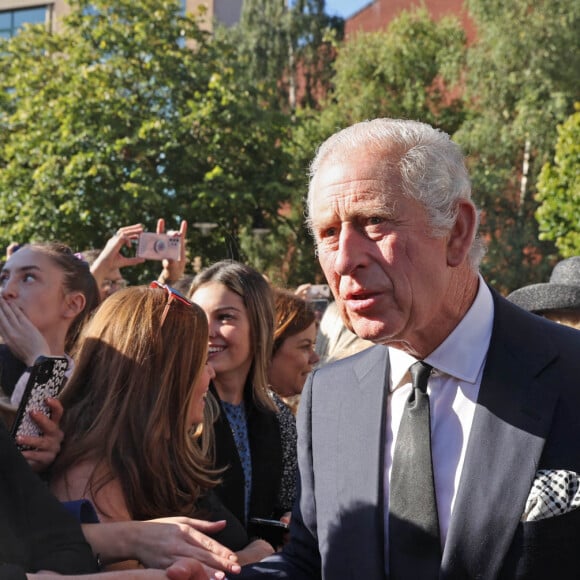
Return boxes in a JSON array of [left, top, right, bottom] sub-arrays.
[[507, 256, 580, 329]]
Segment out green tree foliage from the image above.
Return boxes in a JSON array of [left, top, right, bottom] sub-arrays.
[[315, 7, 467, 135], [273, 7, 468, 287], [287, 6, 467, 207], [0, 0, 293, 275], [289, 0, 344, 110], [235, 0, 289, 104], [214, 0, 343, 286], [455, 0, 580, 292], [535, 105, 580, 257], [229, 0, 343, 112]]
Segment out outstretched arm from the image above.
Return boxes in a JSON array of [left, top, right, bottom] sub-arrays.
[[81, 518, 241, 575], [89, 224, 146, 289]]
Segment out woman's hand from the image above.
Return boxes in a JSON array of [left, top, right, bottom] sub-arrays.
[[29, 557, 224, 580], [169, 557, 241, 580], [235, 539, 274, 566], [19, 397, 64, 472], [0, 297, 51, 366], [90, 224, 146, 287], [166, 557, 223, 580], [82, 517, 241, 575], [294, 284, 311, 300], [134, 517, 240, 573], [156, 219, 188, 286]]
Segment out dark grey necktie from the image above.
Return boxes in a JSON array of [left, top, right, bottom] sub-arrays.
[[389, 361, 441, 579]]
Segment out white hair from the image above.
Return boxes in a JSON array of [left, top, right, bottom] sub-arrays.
[[306, 118, 486, 269]]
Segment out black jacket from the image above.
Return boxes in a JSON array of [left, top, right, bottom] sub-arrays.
[[0, 345, 26, 399], [210, 381, 297, 529], [0, 420, 97, 575]]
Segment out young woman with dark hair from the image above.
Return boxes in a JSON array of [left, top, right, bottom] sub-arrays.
[[0, 242, 100, 470]]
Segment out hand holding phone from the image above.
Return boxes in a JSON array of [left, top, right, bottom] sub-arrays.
[[248, 517, 290, 550], [18, 397, 65, 472], [11, 356, 68, 450]]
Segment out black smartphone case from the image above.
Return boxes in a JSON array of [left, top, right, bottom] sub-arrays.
[[11, 356, 68, 449]]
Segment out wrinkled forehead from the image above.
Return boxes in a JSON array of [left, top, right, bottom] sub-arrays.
[[310, 149, 403, 215], [309, 145, 404, 206]]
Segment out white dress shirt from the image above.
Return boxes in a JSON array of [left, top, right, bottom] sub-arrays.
[[384, 276, 494, 559]]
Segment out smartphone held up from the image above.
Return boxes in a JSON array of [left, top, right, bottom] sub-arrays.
[[136, 232, 182, 261]]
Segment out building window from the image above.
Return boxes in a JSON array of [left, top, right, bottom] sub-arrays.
[[0, 6, 48, 39]]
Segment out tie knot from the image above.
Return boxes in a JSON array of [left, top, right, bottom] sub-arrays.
[[410, 361, 433, 394]]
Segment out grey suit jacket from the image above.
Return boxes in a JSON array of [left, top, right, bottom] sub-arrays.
[[238, 291, 580, 579]]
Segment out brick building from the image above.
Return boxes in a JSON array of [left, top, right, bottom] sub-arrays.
[[346, 0, 476, 42]]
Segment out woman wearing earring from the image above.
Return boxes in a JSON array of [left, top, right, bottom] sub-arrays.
[[189, 261, 297, 546]]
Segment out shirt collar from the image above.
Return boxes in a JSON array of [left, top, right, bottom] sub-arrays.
[[389, 275, 494, 391]]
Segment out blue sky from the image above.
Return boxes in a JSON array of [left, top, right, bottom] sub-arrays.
[[325, 0, 371, 19]]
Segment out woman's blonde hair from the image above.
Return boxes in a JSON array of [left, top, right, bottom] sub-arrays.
[[189, 260, 276, 412], [53, 286, 216, 520]]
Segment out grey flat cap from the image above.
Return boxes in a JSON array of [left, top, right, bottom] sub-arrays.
[[507, 256, 580, 313]]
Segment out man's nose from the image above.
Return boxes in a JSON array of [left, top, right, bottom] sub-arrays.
[[334, 224, 368, 276]]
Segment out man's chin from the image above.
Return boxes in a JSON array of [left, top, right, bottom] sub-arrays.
[[350, 320, 391, 343]]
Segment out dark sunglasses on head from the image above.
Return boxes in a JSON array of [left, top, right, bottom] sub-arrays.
[[150, 281, 193, 327]]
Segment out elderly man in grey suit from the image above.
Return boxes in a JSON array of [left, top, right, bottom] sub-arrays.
[[235, 118, 580, 580]]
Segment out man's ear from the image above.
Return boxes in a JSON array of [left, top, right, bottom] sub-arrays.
[[63, 292, 87, 320], [447, 200, 477, 268]]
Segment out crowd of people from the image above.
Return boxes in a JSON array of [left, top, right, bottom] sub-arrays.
[[1, 117, 579, 580], [0, 220, 346, 578]]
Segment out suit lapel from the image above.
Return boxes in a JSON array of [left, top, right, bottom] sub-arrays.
[[442, 296, 559, 579], [335, 345, 390, 579]]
